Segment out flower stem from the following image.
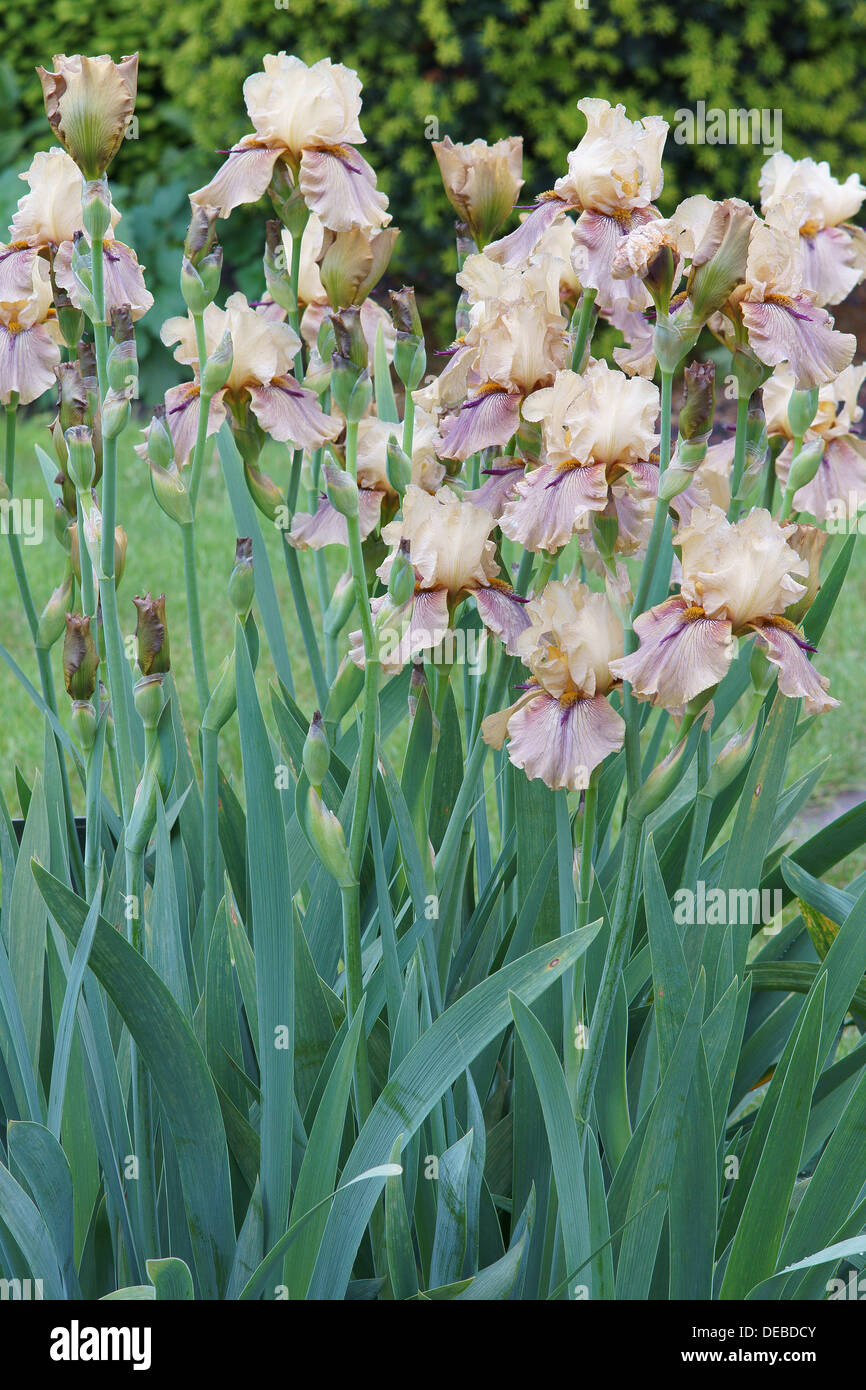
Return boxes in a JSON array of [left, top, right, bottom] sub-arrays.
[[181, 522, 210, 715], [622, 366, 674, 797], [576, 771, 598, 933], [728, 389, 751, 515], [202, 725, 219, 941], [571, 288, 598, 370], [575, 812, 643, 1131]]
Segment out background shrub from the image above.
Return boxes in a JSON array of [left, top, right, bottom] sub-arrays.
[[2, 0, 865, 379]]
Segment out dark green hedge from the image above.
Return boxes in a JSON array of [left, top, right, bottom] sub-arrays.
[[3, 0, 865, 383]]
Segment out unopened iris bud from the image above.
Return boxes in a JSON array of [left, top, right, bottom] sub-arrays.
[[53, 282, 83, 348], [324, 463, 359, 519], [149, 456, 192, 525], [230, 411, 266, 469], [785, 439, 824, 496], [107, 337, 138, 394], [81, 178, 113, 241], [658, 465, 696, 504], [63, 613, 100, 700], [432, 136, 523, 249], [65, 425, 96, 490], [268, 162, 308, 238], [390, 287, 423, 340], [101, 387, 131, 440], [303, 711, 331, 787], [323, 570, 355, 637], [388, 539, 415, 606], [244, 463, 283, 521], [38, 54, 138, 179], [390, 286, 426, 389], [145, 407, 174, 469], [228, 536, 255, 617], [686, 198, 754, 325], [181, 250, 223, 314], [37, 571, 74, 650], [319, 227, 398, 309], [787, 387, 820, 439], [704, 724, 756, 797], [386, 437, 412, 496], [305, 786, 354, 887], [330, 358, 372, 423], [201, 331, 233, 395], [133, 673, 165, 729], [70, 699, 97, 751], [133, 593, 170, 676], [263, 221, 295, 314], [317, 315, 336, 363], [679, 361, 716, 444], [628, 721, 703, 821], [183, 204, 219, 265]]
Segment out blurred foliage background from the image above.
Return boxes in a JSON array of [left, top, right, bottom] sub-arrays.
[[1, 0, 865, 392]]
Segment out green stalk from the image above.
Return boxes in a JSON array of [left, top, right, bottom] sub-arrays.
[[190, 313, 212, 513], [622, 366, 674, 797], [682, 728, 712, 889], [5, 398, 84, 886], [90, 219, 136, 823], [201, 725, 219, 942], [779, 433, 803, 522], [576, 772, 598, 933], [728, 389, 751, 515], [402, 390, 415, 459], [575, 813, 642, 1130], [181, 522, 210, 715], [571, 288, 598, 370]]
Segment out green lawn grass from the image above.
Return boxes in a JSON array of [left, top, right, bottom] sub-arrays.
[[1, 411, 325, 807]]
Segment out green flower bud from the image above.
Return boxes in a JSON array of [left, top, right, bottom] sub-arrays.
[[38, 55, 138, 180], [145, 408, 174, 470], [386, 437, 412, 496], [63, 614, 100, 701], [107, 337, 138, 394], [244, 463, 283, 522], [628, 721, 703, 822], [393, 335, 427, 392], [133, 593, 170, 675], [658, 465, 696, 504], [590, 512, 619, 564], [230, 410, 266, 469], [303, 711, 331, 787], [65, 425, 95, 490], [268, 162, 308, 237], [133, 673, 165, 729], [331, 307, 368, 370], [323, 463, 359, 519], [263, 222, 295, 314], [686, 199, 753, 324], [81, 177, 113, 241], [787, 387, 820, 439], [330, 361, 372, 423], [704, 724, 756, 797], [679, 360, 716, 443], [786, 439, 825, 496], [201, 330, 233, 395], [389, 287, 423, 340], [323, 569, 355, 638], [36, 571, 74, 650], [53, 282, 84, 349], [317, 314, 336, 363], [388, 539, 415, 606], [181, 251, 223, 314], [183, 205, 219, 266], [149, 457, 192, 525], [305, 786, 354, 887], [101, 388, 131, 440], [228, 537, 255, 617], [319, 227, 398, 309], [70, 700, 97, 752]]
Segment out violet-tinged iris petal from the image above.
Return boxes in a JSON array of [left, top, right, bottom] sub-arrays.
[[800, 227, 862, 307], [474, 582, 531, 655], [463, 464, 525, 518], [437, 388, 522, 461], [608, 595, 734, 711], [503, 690, 625, 791], [500, 460, 608, 552], [0, 323, 61, 405], [249, 376, 341, 449], [163, 383, 227, 465], [741, 292, 855, 389], [298, 147, 390, 232], [572, 208, 653, 315], [484, 198, 567, 267], [190, 138, 283, 219], [749, 619, 839, 714], [288, 489, 384, 551]]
